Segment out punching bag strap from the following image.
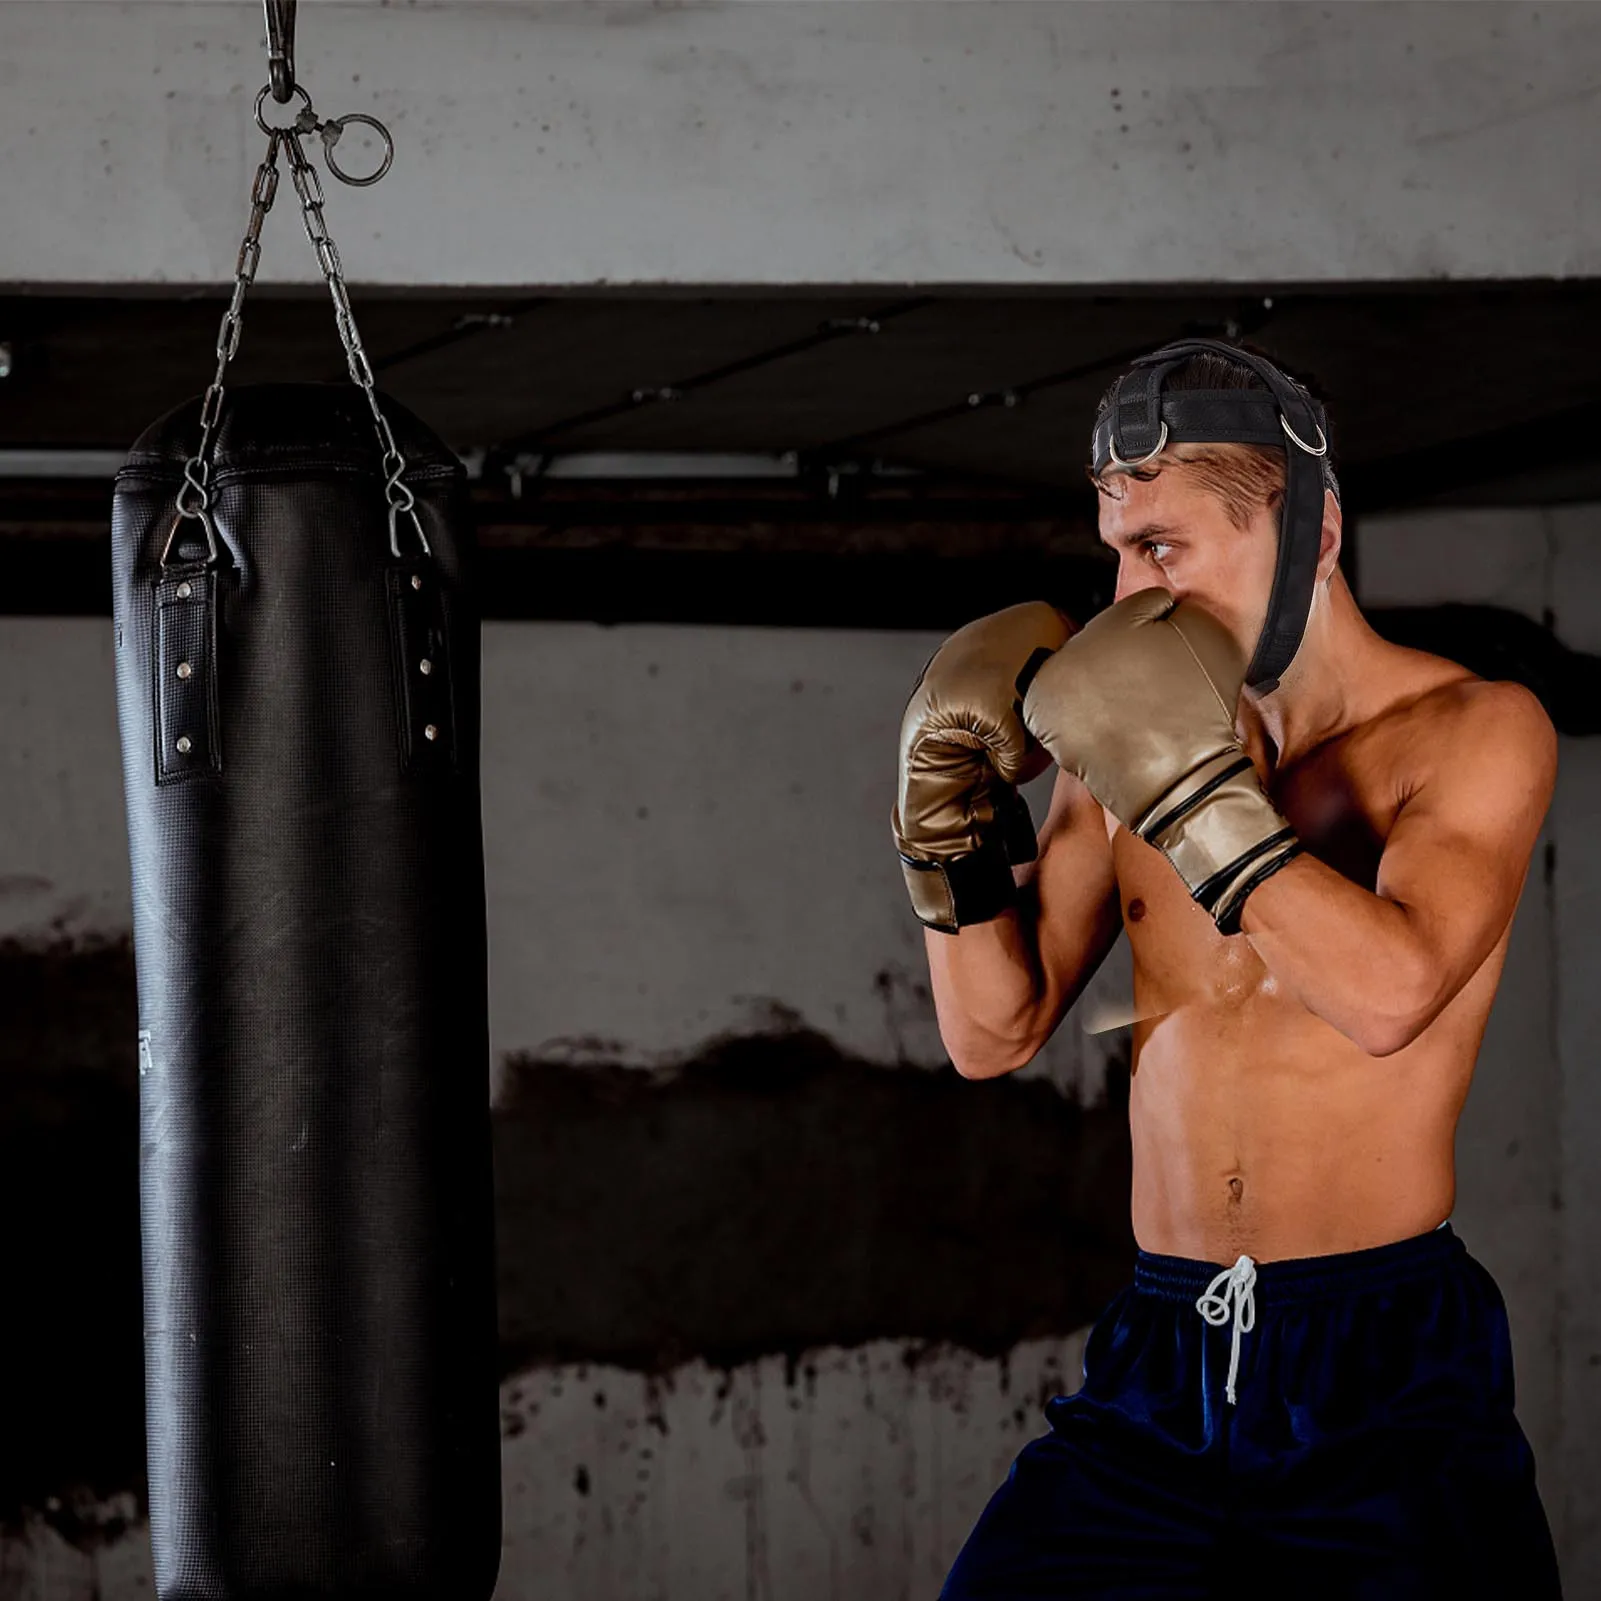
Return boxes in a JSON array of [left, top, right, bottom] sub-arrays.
[[153, 566, 223, 784]]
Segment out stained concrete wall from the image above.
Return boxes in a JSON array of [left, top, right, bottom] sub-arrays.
[[0, 502, 1597, 1596], [3, 1, 1600, 289], [5, 1336, 1100, 1601], [0, 613, 1122, 1095]]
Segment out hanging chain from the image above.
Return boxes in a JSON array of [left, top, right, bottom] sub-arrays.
[[277, 124, 427, 561], [164, 86, 424, 568], [162, 132, 281, 564]]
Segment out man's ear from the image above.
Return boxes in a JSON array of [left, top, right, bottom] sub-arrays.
[[1317, 489, 1342, 584]]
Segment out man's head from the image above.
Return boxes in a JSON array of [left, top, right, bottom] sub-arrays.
[[1087, 344, 1342, 693]]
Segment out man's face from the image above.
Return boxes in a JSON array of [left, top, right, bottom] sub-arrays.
[[1098, 456, 1279, 662]]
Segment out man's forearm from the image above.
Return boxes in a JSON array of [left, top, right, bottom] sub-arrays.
[[1239, 854, 1462, 1056], [924, 907, 1049, 1078]]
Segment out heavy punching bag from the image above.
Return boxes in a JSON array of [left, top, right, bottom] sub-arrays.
[[110, 57, 501, 1601]]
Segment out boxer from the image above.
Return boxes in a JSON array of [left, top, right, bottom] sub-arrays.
[[893, 342, 1562, 1597]]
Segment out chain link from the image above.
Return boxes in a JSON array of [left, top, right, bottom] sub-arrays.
[[280, 125, 427, 558], [163, 128, 285, 563], [166, 96, 426, 567]]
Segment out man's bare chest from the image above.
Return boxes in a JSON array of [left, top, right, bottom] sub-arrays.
[[1109, 730, 1412, 972]]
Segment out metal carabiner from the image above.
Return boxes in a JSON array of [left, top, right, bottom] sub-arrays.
[[264, 0, 297, 104]]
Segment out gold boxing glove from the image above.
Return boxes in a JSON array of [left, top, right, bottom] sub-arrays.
[[1021, 588, 1300, 933], [892, 602, 1074, 933]]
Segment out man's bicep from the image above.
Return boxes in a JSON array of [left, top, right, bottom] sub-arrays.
[[1022, 768, 1123, 1031], [1375, 684, 1556, 990]]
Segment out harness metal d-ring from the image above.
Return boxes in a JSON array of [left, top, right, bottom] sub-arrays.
[[1279, 413, 1328, 458], [1106, 419, 1169, 471]]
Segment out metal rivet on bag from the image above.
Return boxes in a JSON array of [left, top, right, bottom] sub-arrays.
[[424, 724, 438, 741], [177, 581, 192, 599], [419, 658, 432, 675], [176, 736, 192, 754], [176, 661, 193, 680]]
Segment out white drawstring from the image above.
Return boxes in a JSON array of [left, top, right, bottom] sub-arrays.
[[1196, 1254, 1257, 1406]]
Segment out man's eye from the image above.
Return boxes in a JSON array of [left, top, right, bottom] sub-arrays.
[[1145, 541, 1173, 561]]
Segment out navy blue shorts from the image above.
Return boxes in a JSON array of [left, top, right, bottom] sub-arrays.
[[940, 1224, 1559, 1599]]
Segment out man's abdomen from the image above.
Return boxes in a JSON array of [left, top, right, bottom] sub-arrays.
[[1125, 1000, 1469, 1265]]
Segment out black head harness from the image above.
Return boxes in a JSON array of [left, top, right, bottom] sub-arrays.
[[1090, 339, 1333, 694]]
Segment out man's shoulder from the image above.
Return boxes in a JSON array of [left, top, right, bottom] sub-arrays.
[[1296, 653, 1555, 823], [1393, 671, 1553, 759], [1354, 644, 1550, 749], [1372, 669, 1557, 816]]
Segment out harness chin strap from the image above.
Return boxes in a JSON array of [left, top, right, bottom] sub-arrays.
[[1091, 340, 1333, 694]]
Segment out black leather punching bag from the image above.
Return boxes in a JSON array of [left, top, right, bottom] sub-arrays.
[[112, 382, 502, 1600]]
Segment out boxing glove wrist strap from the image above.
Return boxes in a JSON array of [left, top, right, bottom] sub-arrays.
[[899, 835, 1020, 935]]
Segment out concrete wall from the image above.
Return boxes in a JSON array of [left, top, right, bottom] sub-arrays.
[[0, 502, 1597, 1596], [3, 1336, 1098, 1601], [3, 1, 1600, 289], [0, 612, 1121, 1096]]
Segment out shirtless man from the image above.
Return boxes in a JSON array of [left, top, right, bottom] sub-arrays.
[[892, 342, 1562, 1597]]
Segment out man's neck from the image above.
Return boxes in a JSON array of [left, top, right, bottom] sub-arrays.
[[1243, 580, 1382, 768]]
